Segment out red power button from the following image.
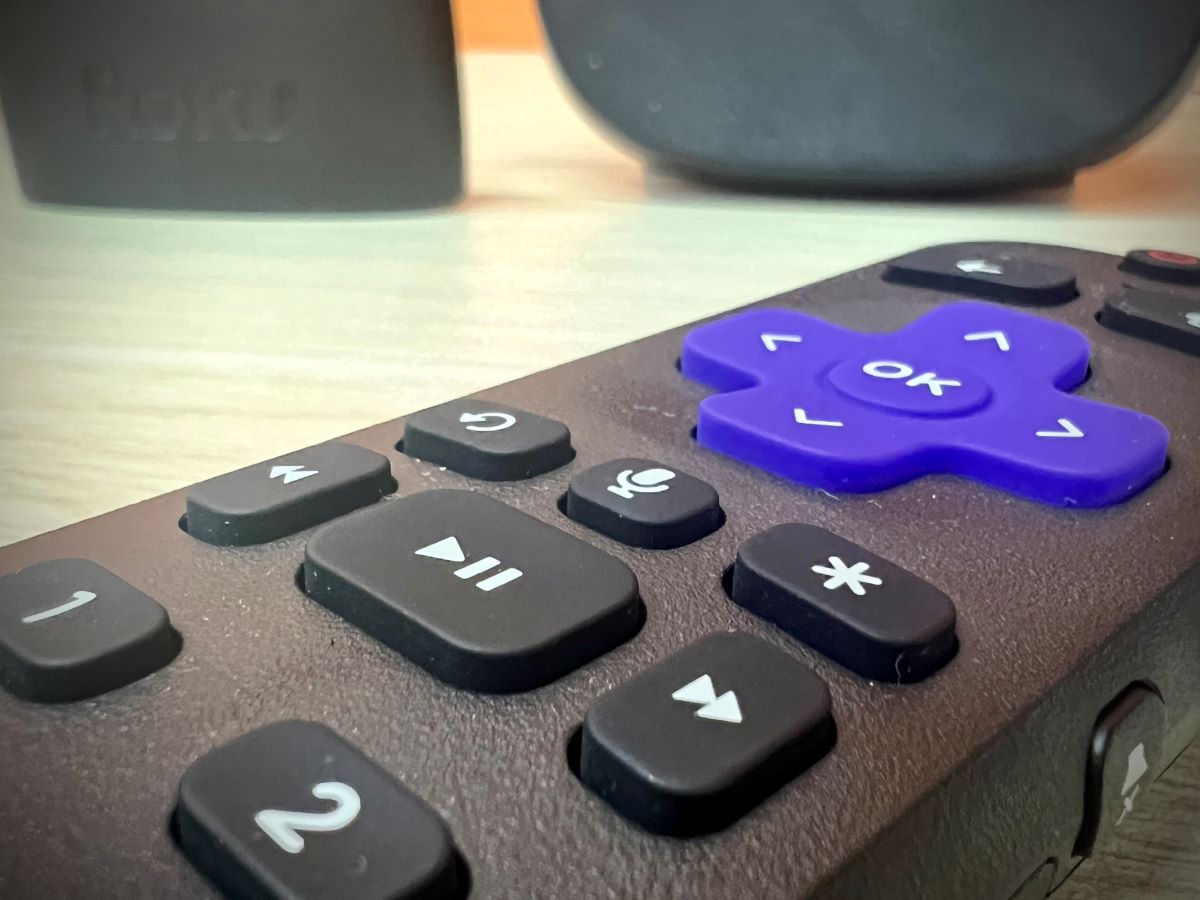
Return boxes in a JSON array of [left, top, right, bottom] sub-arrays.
[[1120, 249, 1200, 286], [1147, 250, 1200, 266]]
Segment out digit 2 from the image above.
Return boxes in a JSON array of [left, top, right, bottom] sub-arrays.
[[254, 781, 362, 854]]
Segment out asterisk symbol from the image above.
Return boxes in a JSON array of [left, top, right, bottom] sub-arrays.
[[811, 556, 883, 596]]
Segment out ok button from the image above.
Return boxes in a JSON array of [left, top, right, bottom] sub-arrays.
[[828, 356, 991, 417]]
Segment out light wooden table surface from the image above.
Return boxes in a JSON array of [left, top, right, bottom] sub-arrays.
[[1, 52, 1198, 898]]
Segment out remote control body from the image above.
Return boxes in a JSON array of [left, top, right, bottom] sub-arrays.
[[1, 242, 1198, 899]]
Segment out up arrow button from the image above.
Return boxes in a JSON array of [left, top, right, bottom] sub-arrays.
[[963, 330, 1011, 351]]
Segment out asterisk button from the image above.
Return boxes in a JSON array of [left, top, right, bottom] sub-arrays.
[[810, 556, 883, 596]]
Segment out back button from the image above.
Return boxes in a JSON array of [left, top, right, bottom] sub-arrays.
[[884, 246, 1077, 305], [402, 398, 573, 481]]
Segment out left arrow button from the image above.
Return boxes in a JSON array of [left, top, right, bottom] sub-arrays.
[[185, 443, 395, 546]]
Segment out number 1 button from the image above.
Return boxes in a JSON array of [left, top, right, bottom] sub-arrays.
[[177, 721, 463, 900], [0, 559, 179, 702]]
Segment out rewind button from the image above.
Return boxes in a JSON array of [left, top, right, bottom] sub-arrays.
[[186, 443, 395, 546]]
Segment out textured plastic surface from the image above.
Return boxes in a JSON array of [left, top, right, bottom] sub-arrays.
[[681, 301, 1170, 506], [0, 0, 461, 211], [538, 0, 1200, 189], [1, 243, 1198, 899]]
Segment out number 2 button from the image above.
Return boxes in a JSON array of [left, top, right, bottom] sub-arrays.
[[177, 721, 464, 899]]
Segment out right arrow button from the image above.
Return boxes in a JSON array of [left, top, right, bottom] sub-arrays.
[[1036, 417, 1084, 439]]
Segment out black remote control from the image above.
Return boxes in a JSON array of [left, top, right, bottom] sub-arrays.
[[2, 242, 1199, 900]]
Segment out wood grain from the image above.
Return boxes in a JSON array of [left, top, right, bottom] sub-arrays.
[[1, 53, 1198, 898]]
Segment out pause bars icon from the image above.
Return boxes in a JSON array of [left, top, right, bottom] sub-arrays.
[[453, 557, 523, 592]]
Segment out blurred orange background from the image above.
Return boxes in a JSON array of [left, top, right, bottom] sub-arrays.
[[454, 0, 544, 50]]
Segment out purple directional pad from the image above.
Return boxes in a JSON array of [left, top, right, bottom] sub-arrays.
[[680, 300, 1169, 507]]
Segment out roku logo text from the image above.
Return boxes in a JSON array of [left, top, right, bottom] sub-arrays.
[[81, 67, 295, 143]]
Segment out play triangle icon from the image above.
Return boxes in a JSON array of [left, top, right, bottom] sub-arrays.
[[671, 674, 717, 706], [415, 536, 466, 563], [695, 690, 743, 724]]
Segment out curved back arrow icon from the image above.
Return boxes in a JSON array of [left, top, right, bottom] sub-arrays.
[[459, 412, 517, 432]]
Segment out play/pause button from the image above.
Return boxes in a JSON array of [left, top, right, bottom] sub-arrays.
[[458, 562, 522, 592], [304, 490, 642, 692], [414, 536, 523, 592]]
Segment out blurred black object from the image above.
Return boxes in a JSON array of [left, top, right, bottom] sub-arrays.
[[0, 0, 461, 212], [539, 0, 1200, 192]]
